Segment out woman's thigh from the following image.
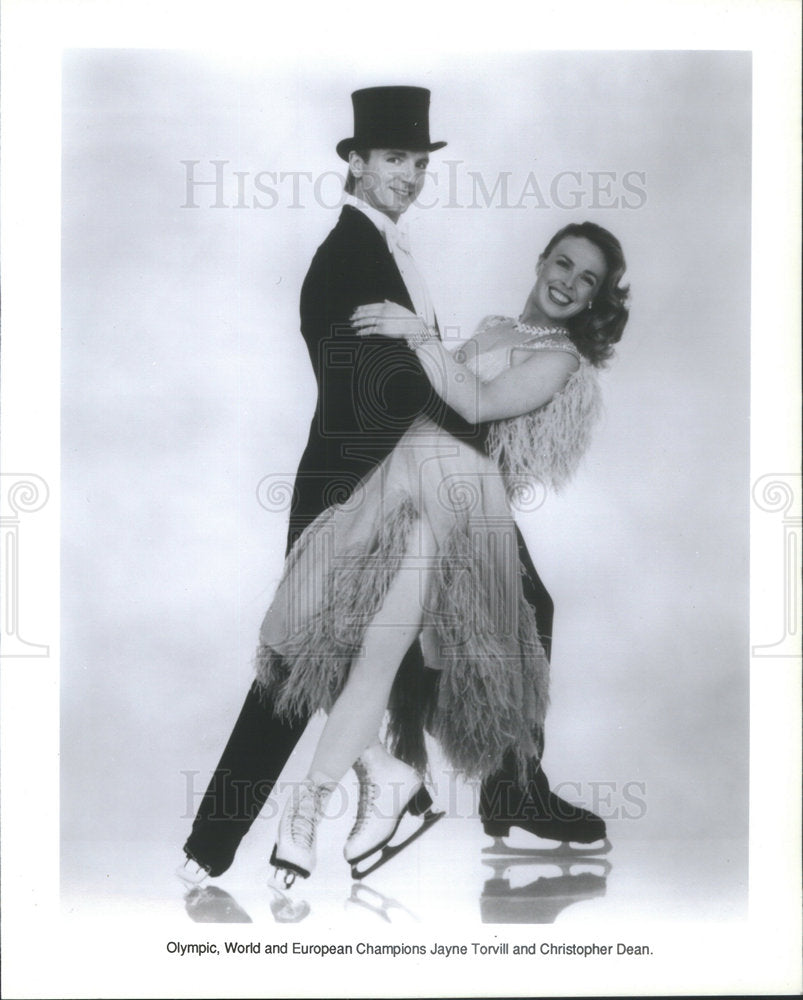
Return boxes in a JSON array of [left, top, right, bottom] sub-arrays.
[[359, 516, 437, 661]]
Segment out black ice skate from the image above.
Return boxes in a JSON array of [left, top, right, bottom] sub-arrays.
[[480, 760, 611, 859], [175, 855, 212, 886]]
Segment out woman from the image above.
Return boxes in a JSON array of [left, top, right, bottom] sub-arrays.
[[258, 221, 630, 885]]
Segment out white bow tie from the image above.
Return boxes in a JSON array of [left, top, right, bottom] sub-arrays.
[[387, 226, 411, 256]]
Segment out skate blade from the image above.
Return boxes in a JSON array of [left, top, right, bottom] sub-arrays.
[[482, 835, 612, 859], [350, 808, 444, 880], [269, 845, 310, 888], [175, 859, 211, 886], [482, 855, 613, 880]]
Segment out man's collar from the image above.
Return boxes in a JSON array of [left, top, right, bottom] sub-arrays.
[[343, 194, 409, 251]]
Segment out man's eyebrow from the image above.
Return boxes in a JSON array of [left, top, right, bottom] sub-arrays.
[[384, 149, 430, 160]]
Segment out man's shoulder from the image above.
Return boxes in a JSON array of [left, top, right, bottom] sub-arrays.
[[316, 205, 383, 253], [304, 206, 388, 287]]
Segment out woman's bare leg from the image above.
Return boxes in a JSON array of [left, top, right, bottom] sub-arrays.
[[271, 518, 437, 883], [307, 517, 435, 783]]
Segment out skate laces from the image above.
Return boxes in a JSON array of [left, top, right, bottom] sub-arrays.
[[351, 760, 379, 835], [290, 781, 329, 848]]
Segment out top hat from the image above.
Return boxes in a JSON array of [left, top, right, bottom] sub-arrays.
[[336, 86, 447, 161]]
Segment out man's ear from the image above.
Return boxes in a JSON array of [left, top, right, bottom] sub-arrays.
[[535, 253, 545, 275], [348, 150, 365, 178]]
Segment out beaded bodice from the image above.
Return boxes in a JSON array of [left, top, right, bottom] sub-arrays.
[[464, 316, 583, 384]]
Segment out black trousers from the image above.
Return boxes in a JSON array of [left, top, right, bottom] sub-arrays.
[[183, 525, 554, 876]]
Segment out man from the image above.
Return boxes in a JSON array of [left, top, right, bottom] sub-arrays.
[[180, 86, 605, 883]]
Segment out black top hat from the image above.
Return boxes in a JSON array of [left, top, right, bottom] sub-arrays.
[[336, 86, 447, 161]]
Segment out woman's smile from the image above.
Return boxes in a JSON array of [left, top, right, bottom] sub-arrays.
[[547, 285, 573, 306], [522, 235, 608, 324]]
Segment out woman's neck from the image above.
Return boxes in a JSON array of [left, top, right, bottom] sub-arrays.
[[518, 308, 565, 331], [518, 295, 565, 331]]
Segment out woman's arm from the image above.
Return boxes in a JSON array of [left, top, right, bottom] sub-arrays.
[[351, 302, 579, 423], [417, 337, 579, 421]]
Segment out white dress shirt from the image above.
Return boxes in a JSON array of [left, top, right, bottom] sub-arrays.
[[343, 194, 437, 329]]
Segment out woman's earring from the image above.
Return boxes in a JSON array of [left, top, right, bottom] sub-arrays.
[[587, 301, 594, 311]]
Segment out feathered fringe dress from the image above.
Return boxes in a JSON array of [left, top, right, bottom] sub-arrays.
[[256, 317, 601, 780]]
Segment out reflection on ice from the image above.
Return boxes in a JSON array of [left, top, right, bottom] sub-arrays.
[[345, 882, 419, 924], [267, 882, 311, 923], [59, 834, 746, 927], [480, 856, 611, 924], [183, 886, 253, 923]]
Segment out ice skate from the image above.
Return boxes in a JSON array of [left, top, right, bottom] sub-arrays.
[[345, 743, 444, 880], [481, 762, 611, 858], [482, 831, 612, 859], [270, 777, 332, 888], [175, 855, 211, 886], [482, 854, 612, 879]]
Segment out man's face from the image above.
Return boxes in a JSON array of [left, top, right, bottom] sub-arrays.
[[351, 149, 430, 221]]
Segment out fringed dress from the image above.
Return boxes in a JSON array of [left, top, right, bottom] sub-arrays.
[[256, 317, 601, 780]]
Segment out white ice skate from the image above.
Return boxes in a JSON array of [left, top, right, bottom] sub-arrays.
[[345, 743, 444, 880], [270, 778, 332, 888]]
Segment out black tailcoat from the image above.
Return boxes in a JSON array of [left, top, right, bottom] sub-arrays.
[[288, 204, 483, 548]]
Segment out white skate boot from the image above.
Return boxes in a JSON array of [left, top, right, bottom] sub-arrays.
[[270, 778, 333, 888], [344, 743, 443, 880]]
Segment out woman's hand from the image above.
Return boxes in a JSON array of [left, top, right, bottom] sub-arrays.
[[350, 301, 427, 340]]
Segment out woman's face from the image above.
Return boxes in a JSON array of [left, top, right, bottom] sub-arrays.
[[531, 236, 607, 322]]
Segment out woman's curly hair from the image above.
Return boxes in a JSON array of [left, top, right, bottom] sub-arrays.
[[541, 222, 630, 367]]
